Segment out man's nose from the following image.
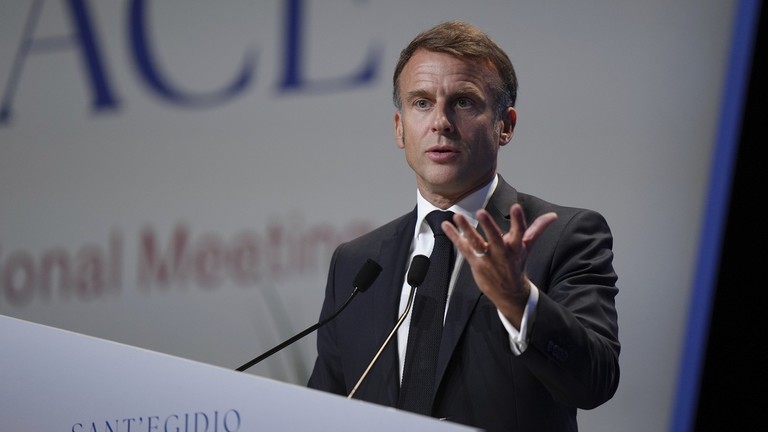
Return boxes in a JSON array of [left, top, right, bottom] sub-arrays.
[[431, 104, 455, 134]]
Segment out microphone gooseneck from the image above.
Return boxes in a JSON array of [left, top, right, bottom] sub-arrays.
[[236, 258, 383, 372], [347, 255, 430, 399]]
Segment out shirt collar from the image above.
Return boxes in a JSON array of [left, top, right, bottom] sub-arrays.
[[415, 174, 499, 236]]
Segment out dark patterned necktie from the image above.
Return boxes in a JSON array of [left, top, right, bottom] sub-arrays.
[[398, 210, 455, 415]]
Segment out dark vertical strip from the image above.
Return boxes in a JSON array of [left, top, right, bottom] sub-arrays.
[[693, 1, 767, 431], [671, 1, 763, 431]]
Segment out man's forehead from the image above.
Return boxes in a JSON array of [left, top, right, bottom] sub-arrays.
[[400, 51, 496, 92]]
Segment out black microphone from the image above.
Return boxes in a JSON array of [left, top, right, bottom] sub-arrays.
[[347, 255, 430, 398], [236, 258, 383, 372]]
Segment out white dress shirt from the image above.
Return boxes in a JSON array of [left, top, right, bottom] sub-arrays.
[[396, 174, 540, 382]]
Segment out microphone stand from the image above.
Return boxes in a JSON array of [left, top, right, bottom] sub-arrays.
[[236, 259, 382, 372], [348, 283, 416, 398], [237, 290, 357, 372], [347, 255, 430, 399]]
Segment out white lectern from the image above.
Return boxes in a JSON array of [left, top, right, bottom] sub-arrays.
[[0, 314, 479, 431]]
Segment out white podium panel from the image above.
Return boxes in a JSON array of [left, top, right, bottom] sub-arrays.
[[0, 314, 479, 431]]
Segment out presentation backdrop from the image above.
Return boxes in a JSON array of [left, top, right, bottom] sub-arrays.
[[0, 1, 736, 431]]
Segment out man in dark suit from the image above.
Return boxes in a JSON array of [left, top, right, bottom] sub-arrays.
[[308, 20, 620, 432]]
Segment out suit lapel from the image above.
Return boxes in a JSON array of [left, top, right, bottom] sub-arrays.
[[433, 178, 518, 395], [367, 209, 416, 405], [435, 261, 479, 384]]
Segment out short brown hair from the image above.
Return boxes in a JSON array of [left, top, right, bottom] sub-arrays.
[[392, 20, 518, 115]]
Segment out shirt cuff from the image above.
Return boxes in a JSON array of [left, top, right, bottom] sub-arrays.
[[497, 283, 539, 355]]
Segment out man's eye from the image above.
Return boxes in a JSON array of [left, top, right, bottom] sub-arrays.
[[456, 98, 473, 108], [415, 100, 430, 109]]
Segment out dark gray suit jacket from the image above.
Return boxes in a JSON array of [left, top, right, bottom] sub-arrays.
[[308, 177, 620, 432]]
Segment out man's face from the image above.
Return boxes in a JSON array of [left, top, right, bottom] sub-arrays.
[[394, 49, 516, 206]]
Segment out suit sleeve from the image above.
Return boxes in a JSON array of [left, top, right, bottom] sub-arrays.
[[519, 208, 620, 409]]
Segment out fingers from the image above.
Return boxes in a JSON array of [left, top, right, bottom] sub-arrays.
[[522, 211, 558, 249], [476, 210, 505, 251], [442, 214, 489, 258], [507, 204, 558, 248], [441, 205, 558, 260]]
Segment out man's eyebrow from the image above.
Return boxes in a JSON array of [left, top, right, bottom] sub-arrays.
[[452, 85, 484, 98], [404, 89, 432, 103], [404, 85, 484, 102]]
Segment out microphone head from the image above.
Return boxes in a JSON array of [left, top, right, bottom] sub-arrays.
[[353, 259, 383, 292], [407, 255, 431, 287]]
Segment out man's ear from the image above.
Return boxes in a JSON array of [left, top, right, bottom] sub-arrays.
[[500, 107, 517, 146], [394, 111, 405, 149]]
